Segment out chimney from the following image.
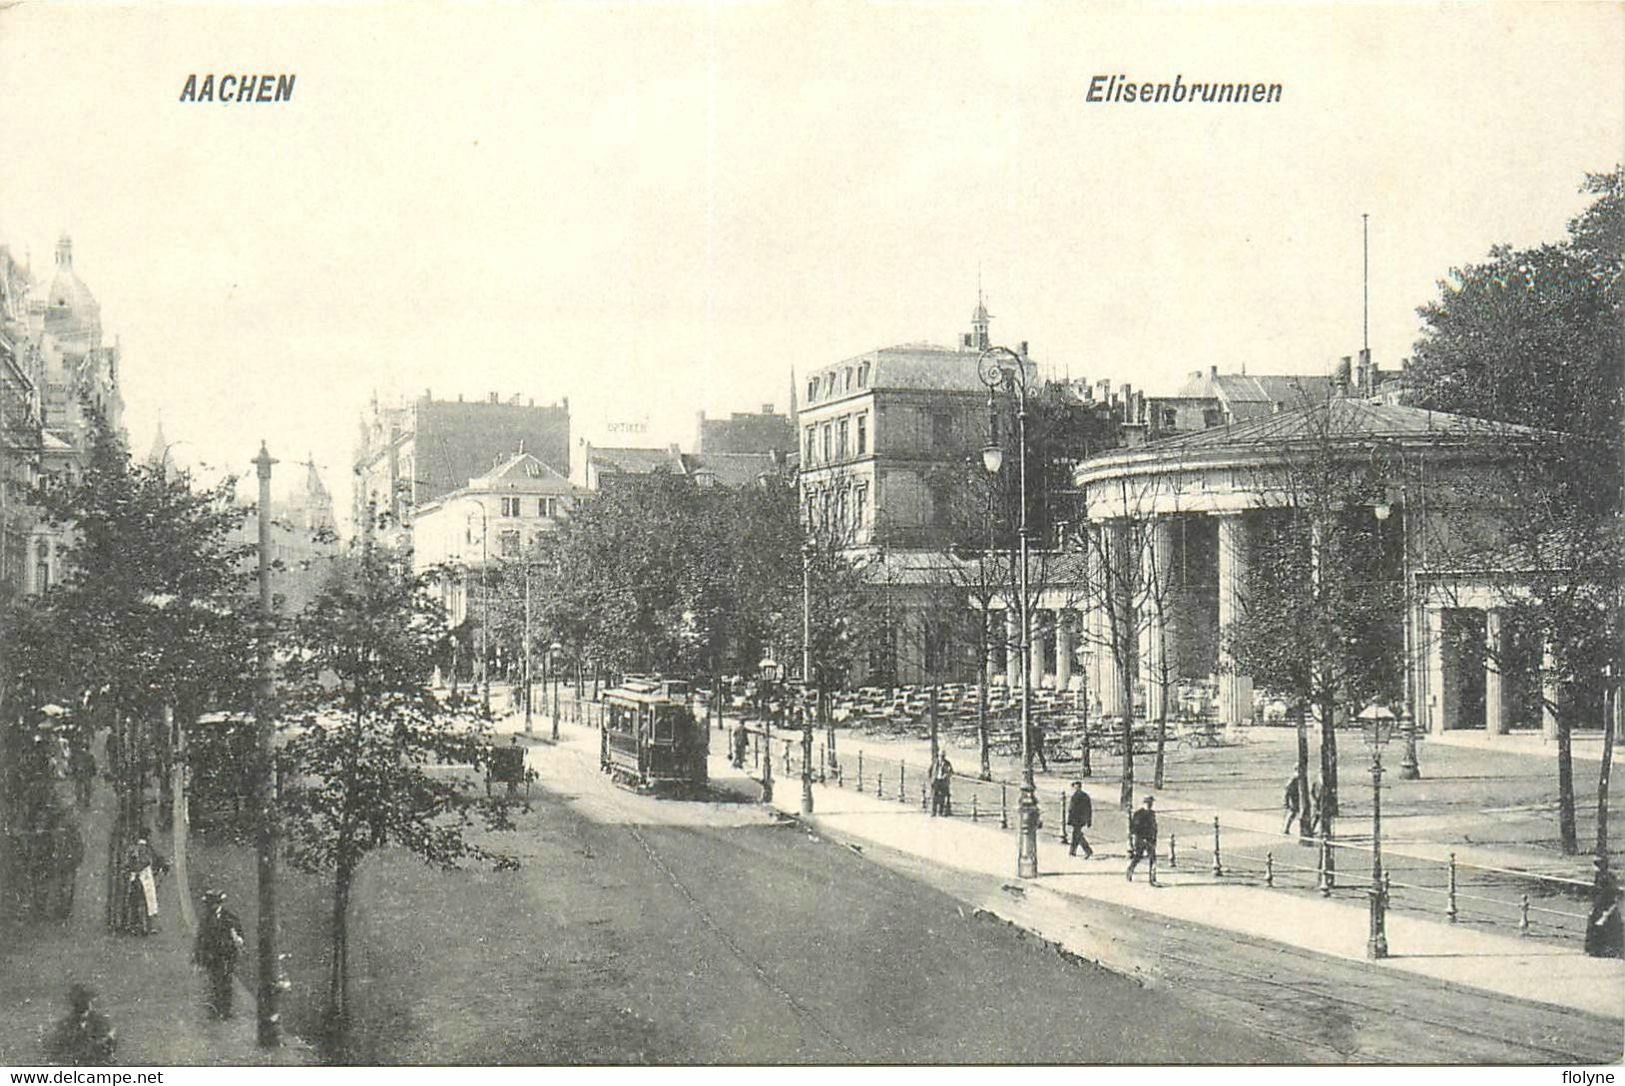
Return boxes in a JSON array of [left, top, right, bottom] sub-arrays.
[[1018, 340, 1029, 357], [424, 388, 432, 401], [1335, 356, 1352, 394], [488, 391, 499, 404], [1209, 365, 1218, 380], [458, 393, 464, 402], [528, 397, 534, 407], [761, 403, 773, 415]]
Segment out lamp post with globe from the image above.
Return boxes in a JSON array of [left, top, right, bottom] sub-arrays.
[[1358, 701, 1395, 959], [979, 345, 1040, 880], [1373, 491, 1421, 780]]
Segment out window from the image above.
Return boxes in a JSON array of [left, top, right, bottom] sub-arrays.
[[821, 424, 832, 462], [856, 413, 868, 455], [837, 418, 849, 458], [805, 426, 816, 464], [835, 487, 848, 533], [825, 373, 837, 398], [499, 530, 521, 557], [854, 484, 868, 528], [807, 379, 818, 404], [806, 493, 817, 531], [931, 411, 955, 450], [844, 368, 854, 391], [857, 362, 870, 387], [538, 496, 558, 517], [500, 496, 521, 517]]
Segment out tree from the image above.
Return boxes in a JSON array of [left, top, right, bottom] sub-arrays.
[[277, 545, 521, 1054], [1224, 401, 1405, 845], [1407, 168, 1624, 855], [22, 409, 258, 926]]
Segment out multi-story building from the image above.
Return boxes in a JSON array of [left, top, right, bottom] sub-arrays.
[[578, 441, 787, 492], [693, 403, 793, 458], [353, 391, 571, 546], [412, 450, 581, 626], [0, 236, 124, 597]]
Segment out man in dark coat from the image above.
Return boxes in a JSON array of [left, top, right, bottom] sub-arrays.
[[193, 890, 246, 1018], [1586, 857, 1623, 959], [731, 724, 749, 769], [43, 984, 116, 1065], [1126, 795, 1159, 885], [1282, 768, 1304, 835], [69, 742, 96, 810], [1066, 781, 1094, 858]]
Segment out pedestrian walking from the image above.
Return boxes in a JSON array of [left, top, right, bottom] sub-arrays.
[[1282, 767, 1304, 835], [42, 984, 116, 1066], [52, 813, 83, 922], [1066, 780, 1094, 858], [932, 755, 954, 816], [1030, 721, 1050, 773], [122, 832, 167, 936], [1586, 857, 1623, 959], [731, 724, 749, 770], [1126, 795, 1159, 885], [193, 890, 246, 1018]]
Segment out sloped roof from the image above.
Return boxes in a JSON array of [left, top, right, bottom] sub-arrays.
[[681, 451, 779, 488], [1138, 398, 1546, 456], [588, 445, 686, 475], [1173, 371, 1335, 418], [474, 451, 571, 487], [811, 343, 1039, 399]]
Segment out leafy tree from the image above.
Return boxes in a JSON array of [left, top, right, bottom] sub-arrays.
[[20, 410, 257, 922], [1407, 168, 1624, 855], [277, 545, 521, 1054]]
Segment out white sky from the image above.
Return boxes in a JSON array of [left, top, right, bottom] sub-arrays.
[[1, 2, 1620, 520]]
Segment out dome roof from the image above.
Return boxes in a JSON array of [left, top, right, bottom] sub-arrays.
[[46, 236, 98, 317]]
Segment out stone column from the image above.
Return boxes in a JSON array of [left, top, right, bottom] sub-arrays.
[[1005, 607, 1021, 689], [1144, 518, 1174, 723], [1484, 609, 1507, 736], [1030, 609, 1049, 688], [1105, 519, 1135, 721], [1055, 611, 1073, 691], [1216, 512, 1253, 728]]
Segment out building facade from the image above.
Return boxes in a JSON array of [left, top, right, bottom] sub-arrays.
[[353, 390, 571, 546], [0, 236, 125, 598], [412, 451, 582, 626]]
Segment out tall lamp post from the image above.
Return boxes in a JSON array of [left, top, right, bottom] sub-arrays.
[[1373, 491, 1421, 780], [1358, 701, 1394, 959], [758, 657, 779, 804], [802, 538, 830, 795], [549, 641, 563, 739], [461, 503, 491, 713], [522, 560, 533, 735], [250, 442, 281, 1048], [979, 345, 1040, 879]]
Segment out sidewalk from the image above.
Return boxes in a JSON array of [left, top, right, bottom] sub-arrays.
[[726, 747, 1625, 1022], [0, 772, 308, 1067]]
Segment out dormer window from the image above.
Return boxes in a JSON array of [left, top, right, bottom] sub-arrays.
[[807, 379, 818, 403], [844, 368, 854, 391], [857, 362, 870, 387]]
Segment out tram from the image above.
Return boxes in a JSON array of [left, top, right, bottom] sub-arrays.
[[600, 675, 709, 792]]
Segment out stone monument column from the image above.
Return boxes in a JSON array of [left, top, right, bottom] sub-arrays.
[[1216, 512, 1254, 728]]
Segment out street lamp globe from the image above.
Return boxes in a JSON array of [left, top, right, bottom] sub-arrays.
[[981, 444, 1004, 475], [1373, 500, 1392, 522]]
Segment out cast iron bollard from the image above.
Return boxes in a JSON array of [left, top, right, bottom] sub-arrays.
[[971, 794, 980, 822], [877, 770, 885, 799], [1318, 839, 1331, 897], [1000, 782, 1009, 829], [1169, 833, 1177, 868], [1519, 894, 1530, 936], [921, 780, 928, 812], [784, 741, 792, 776], [857, 751, 864, 792], [1265, 851, 1274, 887], [1212, 816, 1223, 877], [1446, 853, 1458, 922], [899, 764, 907, 805], [819, 745, 826, 783], [753, 733, 760, 768]]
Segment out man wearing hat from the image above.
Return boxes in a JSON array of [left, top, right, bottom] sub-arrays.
[[1126, 795, 1160, 886], [193, 889, 246, 1018], [1066, 780, 1094, 858]]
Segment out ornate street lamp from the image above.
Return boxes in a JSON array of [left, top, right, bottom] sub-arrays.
[[758, 656, 779, 804], [1358, 701, 1395, 959], [1374, 492, 1421, 780], [979, 345, 1040, 880]]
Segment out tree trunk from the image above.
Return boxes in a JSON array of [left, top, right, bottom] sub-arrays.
[[1296, 705, 1313, 841], [1153, 719, 1167, 789], [1558, 711, 1578, 854], [978, 632, 991, 780], [1318, 690, 1338, 826], [1598, 684, 1616, 859], [1119, 652, 1135, 810], [157, 710, 175, 831], [327, 863, 354, 1058]]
